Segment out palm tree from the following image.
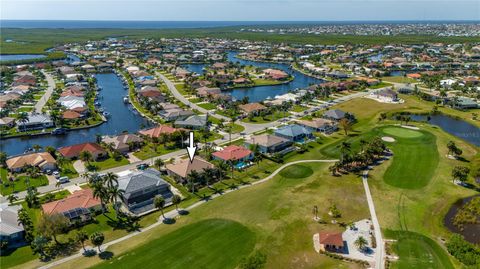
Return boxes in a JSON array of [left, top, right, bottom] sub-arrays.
[[75, 230, 89, 253], [7, 194, 18, 204], [354, 236, 368, 252], [338, 141, 351, 163], [154, 195, 166, 219], [172, 194, 181, 212], [108, 184, 125, 216], [154, 158, 164, 170], [186, 170, 199, 193], [16, 112, 29, 131], [32, 144, 42, 152], [79, 150, 93, 165], [103, 172, 119, 188], [338, 118, 352, 136]]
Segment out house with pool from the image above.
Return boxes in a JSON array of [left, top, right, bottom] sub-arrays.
[[244, 134, 293, 155], [212, 145, 253, 168], [274, 124, 314, 143]]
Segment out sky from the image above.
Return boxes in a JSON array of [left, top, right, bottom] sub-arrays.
[[1, 0, 479, 21]]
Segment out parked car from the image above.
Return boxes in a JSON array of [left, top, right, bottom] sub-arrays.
[[53, 171, 60, 179], [46, 170, 53, 175], [136, 163, 149, 170], [57, 176, 69, 184]]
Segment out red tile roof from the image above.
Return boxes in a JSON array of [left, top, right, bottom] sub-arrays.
[[319, 232, 344, 247], [212, 145, 252, 161], [139, 125, 179, 138], [63, 110, 82, 119], [42, 189, 101, 215], [58, 142, 106, 158]]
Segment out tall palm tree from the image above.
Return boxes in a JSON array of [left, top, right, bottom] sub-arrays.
[[103, 172, 119, 189], [79, 150, 93, 165], [338, 141, 351, 163], [16, 112, 29, 131], [108, 184, 125, 216], [186, 170, 200, 193], [154, 196, 166, 219], [354, 236, 368, 252], [172, 194, 181, 212]]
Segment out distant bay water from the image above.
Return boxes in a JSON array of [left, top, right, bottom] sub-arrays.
[[2, 20, 477, 29]]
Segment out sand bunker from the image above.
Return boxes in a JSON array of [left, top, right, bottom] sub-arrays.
[[382, 136, 396, 142]]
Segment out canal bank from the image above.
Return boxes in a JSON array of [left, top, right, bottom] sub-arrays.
[[182, 51, 324, 102], [1, 73, 151, 156]]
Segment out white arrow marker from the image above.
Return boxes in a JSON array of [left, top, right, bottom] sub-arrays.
[[186, 131, 197, 163]]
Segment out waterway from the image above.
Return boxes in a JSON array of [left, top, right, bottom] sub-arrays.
[[1, 73, 151, 156], [183, 51, 324, 102], [0, 54, 46, 62], [410, 113, 480, 146]]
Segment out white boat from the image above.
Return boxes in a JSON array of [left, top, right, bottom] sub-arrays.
[[123, 96, 129, 103]]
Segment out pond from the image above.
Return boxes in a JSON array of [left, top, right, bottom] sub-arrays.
[[1, 73, 151, 156], [0, 54, 46, 62], [444, 195, 480, 244], [410, 113, 480, 146], [182, 51, 324, 102]]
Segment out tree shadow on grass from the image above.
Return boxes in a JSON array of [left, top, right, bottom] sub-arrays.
[[178, 209, 189, 216], [99, 251, 114, 260], [162, 218, 176, 225]]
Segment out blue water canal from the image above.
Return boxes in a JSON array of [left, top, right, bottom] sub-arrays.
[[1, 73, 151, 156], [411, 114, 480, 147], [0, 54, 46, 62], [183, 51, 324, 103]]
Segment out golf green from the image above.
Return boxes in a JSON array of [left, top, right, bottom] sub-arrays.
[[91, 219, 255, 269], [279, 164, 314, 178], [382, 127, 424, 138], [382, 128, 438, 189], [385, 230, 454, 269]]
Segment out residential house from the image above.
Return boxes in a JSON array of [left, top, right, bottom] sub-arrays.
[[212, 145, 253, 164], [102, 133, 144, 154], [41, 189, 102, 222], [274, 124, 314, 143], [6, 152, 57, 172], [118, 169, 173, 215], [159, 108, 194, 122], [296, 118, 338, 134], [0, 204, 25, 248], [139, 125, 180, 138], [263, 69, 289, 80], [244, 134, 293, 154], [57, 96, 86, 110], [0, 117, 15, 128], [371, 88, 399, 102], [323, 109, 347, 121], [17, 113, 54, 132], [166, 157, 214, 183], [58, 142, 107, 160], [238, 103, 267, 116], [318, 232, 345, 252], [174, 114, 208, 130]]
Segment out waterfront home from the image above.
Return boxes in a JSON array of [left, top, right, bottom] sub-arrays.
[[41, 189, 102, 223], [62, 110, 84, 120], [159, 108, 195, 122], [174, 114, 208, 130], [212, 145, 253, 164], [0, 117, 15, 128], [138, 87, 166, 103], [102, 133, 144, 154], [318, 231, 345, 252], [322, 109, 347, 121], [6, 152, 57, 173], [139, 125, 180, 138], [296, 118, 338, 134], [239, 103, 267, 116], [244, 134, 293, 154], [57, 96, 87, 110], [12, 75, 36, 86], [196, 86, 221, 98], [17, 113, 54, 132], [274, 124, 314, 143], [166, 157, 214, 183], [118, 168, 173, 214], [58, 142, 107, 160], [352, 77, 379, 86], [0, 204, 25, 248], [263, 69, 289, 80], [453, 96, 479, 109]]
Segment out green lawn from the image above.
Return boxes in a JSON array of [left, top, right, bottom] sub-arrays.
[[385, 230, 454, 269], [368, 82, 394, 89], [90, 157, 130, 171], [292, 105, 308, 112], [0, 245, 36, 269], [198, 102, 217, 110], [381, 127, 438, 189], [133, 144, 179, 160], [381, 76, 418, 84], [0, 175, 49, 195], [91, 219, 256, 269], [242, 111, 291, 124], [279, 164, 314, 178], [320, 126, 439, 189]]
